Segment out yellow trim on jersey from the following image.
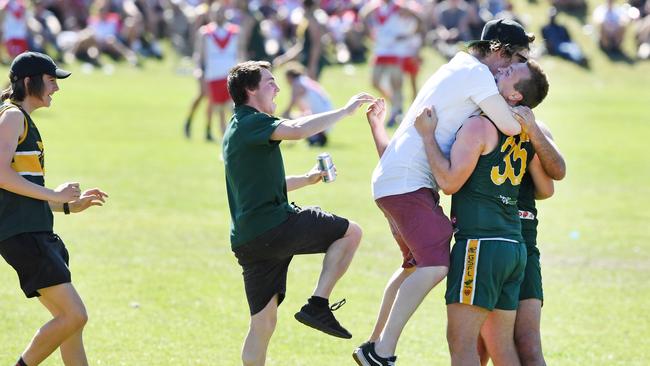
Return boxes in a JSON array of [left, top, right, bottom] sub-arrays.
[[0, 104, 29, 144], [461, 239, 481, 305], [11, 153, 43, 175]]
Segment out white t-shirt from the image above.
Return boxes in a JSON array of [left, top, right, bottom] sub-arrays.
[[2, 0, 28, 41], [202, 23, 240, 81], [296, 75, 333, 114], [371, 52, 498, 199]]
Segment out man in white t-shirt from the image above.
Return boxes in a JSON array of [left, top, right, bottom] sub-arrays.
[[353, 19, 536, 366]]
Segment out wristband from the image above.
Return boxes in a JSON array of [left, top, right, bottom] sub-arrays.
[[63, 202, 70, 215]]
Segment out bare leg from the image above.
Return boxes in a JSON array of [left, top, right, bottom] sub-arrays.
[[368, 267, 414, 341], [218, 104, 227, 137], [39, 295, 88, 366], [371, 66, 392, 102], [312, 222, 362, 299], [515, 299, 545, 366], [22, 283, 88, 366], [374, 266, 447, 357], [206, 102, 214, 141], [480, 309, 521, 366], [447, 303, 489, 366], [242, 295, 278, 366], [478, 333, 490, 366]]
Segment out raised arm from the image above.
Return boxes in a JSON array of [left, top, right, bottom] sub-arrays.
[[270, 92, 374, 141], [366, 98, 390, 158], [414, 108, 487, 195], [527, 154, 554, 199], [527, 118, 566, 181]]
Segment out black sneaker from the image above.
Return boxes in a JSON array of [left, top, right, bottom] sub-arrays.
[[294, 299, 352, 339], [352, 341, 397, 366]]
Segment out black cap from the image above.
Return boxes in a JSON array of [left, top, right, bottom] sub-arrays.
[[468, 18, 533, 48], [9, 52, 71, 83]]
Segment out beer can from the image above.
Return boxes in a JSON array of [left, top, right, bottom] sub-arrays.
[[317, 152, 336, 183]]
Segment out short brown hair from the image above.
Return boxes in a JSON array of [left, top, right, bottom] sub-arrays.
[[227, 61, 272, 106], [514, 60, 549, 109]]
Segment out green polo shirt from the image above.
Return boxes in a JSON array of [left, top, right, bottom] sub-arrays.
[[222, 105, 295, 249]]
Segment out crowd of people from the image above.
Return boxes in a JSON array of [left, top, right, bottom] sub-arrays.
[[0, 1, 633, 366], [2, 0, 648, 141]]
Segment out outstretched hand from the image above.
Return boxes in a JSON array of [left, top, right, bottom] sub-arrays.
[[343, 92, 376, 116], [414, 106, 438, 140], [366, 98, 387, 129], [69, 188, 109, 213]]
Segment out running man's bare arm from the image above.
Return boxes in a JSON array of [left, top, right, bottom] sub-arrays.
[[271, 92, 374, 141]]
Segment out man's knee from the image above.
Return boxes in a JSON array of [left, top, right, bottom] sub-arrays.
[[345, 221, 363, 246], [250, 310, 277, 339], [62, 305, 88, 332], [515, 330, 544, 365]]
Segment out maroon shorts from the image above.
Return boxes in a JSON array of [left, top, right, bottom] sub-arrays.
[[376, 188, 453, 268], [207, 78, 231, 104]]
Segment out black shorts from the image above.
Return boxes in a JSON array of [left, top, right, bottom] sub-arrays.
[[233, 206, 350, 315], [0, 232, 71, 298]]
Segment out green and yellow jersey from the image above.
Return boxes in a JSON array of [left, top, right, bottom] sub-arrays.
[[0, 102, 53, 241], [451, 119, 535, 242]]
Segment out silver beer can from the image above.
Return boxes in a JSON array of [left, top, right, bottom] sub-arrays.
[[317, 152, 336, 183]]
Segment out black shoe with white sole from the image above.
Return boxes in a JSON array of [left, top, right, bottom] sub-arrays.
[[352, 341, 397, 366]]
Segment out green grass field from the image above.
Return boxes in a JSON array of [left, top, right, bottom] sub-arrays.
[[1, 4, 650, 365]]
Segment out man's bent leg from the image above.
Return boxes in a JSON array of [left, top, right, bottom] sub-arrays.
[[22, 283, 88, 366], [38, 294, 88, 366], [515, 299, 545, 366], [313, 221, 362, 299], [480, 309, 521, 366], [447, 303, 489, 366], [368, 267, 414, 342], [242, 295, 279, 366], [374, 265, 447, 357]]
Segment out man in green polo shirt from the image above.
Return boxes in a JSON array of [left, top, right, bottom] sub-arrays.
[[223, 60, 373, 366]]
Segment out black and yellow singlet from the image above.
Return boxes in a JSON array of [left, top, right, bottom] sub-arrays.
[[0, 102, 53, 241]]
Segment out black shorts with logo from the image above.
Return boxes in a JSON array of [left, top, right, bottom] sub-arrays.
[[233, 206, 350, 315], [0, 232, 71, 298]]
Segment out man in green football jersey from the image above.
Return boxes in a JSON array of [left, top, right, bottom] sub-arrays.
[[477, 117, 566, 366], [414, 59, 549, 366]]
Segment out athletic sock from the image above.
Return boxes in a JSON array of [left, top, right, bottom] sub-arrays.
[[15, 357, 28, 366], [308, 296, 329, 308]]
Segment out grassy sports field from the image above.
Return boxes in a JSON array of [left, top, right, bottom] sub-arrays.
[[1, 4, 650, 365]]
